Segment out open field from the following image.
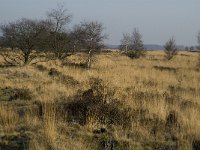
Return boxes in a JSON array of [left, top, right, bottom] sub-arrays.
[[0, 51, 200, 150]]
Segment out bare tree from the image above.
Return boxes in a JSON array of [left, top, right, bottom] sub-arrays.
[[123, 28, 145, 59], [164, 37, 177, 60], [0, 18, 52, 65], [47, 4, 71, 33], [120, 33, 132, 52], [131, 28, 144, 51], [190, 46, 194, 51], [185, 46, 189, 51], [46, 5, 73, 60], [73, 21, 107, 68]]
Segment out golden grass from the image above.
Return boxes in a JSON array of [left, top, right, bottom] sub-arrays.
[[0, 50, 200, 149], [0, 104, 19, 134]]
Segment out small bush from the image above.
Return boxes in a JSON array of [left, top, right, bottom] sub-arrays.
[[193, 140, 200, 150], [126, 50, 145, 59], [0, 87, 32, 101], [164, 38, 177, 60], [61, 78, 132, 128], [0, 133, 30, 149], [48, 68, 60, 76], [35, 64, 48, 72]]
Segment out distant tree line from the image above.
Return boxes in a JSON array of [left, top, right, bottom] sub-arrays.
[[120, 30, 200, 60], [0, 5, 106, 68]]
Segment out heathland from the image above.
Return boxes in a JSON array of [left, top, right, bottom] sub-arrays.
[[0, 51, 200, 150]]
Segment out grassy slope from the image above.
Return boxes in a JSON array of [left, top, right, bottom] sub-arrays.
[[0, 51, 200, 150]]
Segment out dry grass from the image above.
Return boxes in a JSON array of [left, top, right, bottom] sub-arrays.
[[0, 50, 200, 149], [0, 104, 19, 134]]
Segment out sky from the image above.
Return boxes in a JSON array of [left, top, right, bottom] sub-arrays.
[[0, 0, 200, 46]]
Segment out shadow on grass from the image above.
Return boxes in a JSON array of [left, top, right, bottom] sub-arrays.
[[0, 64, 17, 68], [62, 62, 88, 69]]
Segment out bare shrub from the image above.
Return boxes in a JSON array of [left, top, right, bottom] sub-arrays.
[[120, 28, 146, 59], [164, 37, 177, 60]]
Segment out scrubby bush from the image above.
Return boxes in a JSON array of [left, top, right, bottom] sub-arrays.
[[120, 28, 146, 59], [164, 38, 177, 60], [0, 87, 32, 101], [61, 77, 132, 128], [126, 50, 145, 59]]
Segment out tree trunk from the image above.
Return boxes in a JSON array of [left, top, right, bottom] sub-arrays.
[[24, 54, 29, 65], [87, 49, 92, 68], [23, 50, 31, 65]]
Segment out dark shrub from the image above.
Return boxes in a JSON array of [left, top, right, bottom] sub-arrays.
[[35, 64, 48, 72], [164, 37, 177, 60], [193, 140, 200, 150], [0, 133, 30, 150], [61, 78, 132, 128], [126, 50, 145, 59], [48, 68, 60, 76], [0, 87, 32, 101], [9, 88, 32, 101]]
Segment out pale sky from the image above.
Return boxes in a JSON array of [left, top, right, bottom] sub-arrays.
[[0, 0, 200, 46]]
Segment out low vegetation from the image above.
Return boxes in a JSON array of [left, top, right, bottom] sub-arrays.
[[0, 51, 200, 150], [120, 28, 146, 59], [0, 4, 200, 150], [164, 38, 178, 60]]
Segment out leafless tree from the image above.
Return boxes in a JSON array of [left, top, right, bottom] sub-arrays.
[[164, 37, 177, 60], [190, 46, 194, 51], [73, 21, 107, 68], [47, 4, 71, 32], [0, 18, 52, 65], [121, 28, 145, 59], [120, 33, 132, 52], [46, 5, 73, 60], [185, 46, 189, 51], [131, 28, 144, 51]]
